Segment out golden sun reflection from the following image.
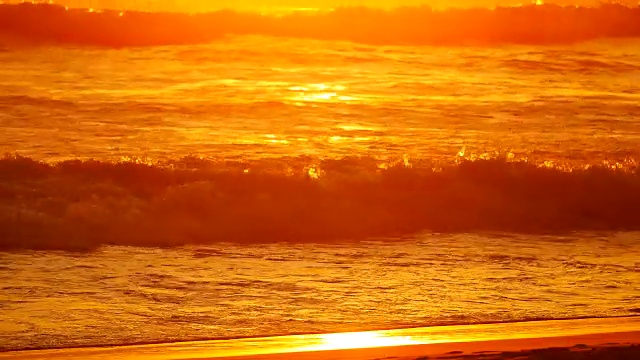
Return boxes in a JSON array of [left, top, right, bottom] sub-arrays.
[[305, 331, 422, 351], [306, 166, 321, 179], [287, 83, 356, 103], [8, 317, 640, 360]]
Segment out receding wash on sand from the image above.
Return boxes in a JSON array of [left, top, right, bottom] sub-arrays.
[[1, 318, 639, 359], [0, 1, 639, 359]]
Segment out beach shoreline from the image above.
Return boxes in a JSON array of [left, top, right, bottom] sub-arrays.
[[1, 317, 639, 360], [224, 332, 640, 360]]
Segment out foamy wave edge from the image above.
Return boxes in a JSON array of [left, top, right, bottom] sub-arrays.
[[2, 3, 640, 47], [1, 155, 638, 251]]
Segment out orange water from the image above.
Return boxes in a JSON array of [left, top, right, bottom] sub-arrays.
[[1, 36, 639, 166], [1, 34, 640, 352], [1, 317, 639, 359], [1, 235, 639, 350]]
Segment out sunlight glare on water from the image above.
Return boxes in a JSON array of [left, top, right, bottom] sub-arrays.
[[1, 36, 639, 168], [307, 331, 422, 351], [2, 317, 639, 359]]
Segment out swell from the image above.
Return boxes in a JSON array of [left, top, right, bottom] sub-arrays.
[[2, 3, 640, 47], [0, 156, 639, 251]]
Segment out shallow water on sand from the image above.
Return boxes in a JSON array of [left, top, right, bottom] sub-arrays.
[[2, 317, 640, 359], [1, 233, 639, 350]]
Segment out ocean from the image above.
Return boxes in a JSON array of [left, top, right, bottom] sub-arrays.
[[1, 4, 640, 353]]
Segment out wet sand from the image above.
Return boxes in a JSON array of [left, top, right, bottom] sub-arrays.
[[426, 343, 640, 360]]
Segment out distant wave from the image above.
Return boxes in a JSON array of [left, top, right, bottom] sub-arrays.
[[1, 155, 638, 251], [2, 3, 640, 47]]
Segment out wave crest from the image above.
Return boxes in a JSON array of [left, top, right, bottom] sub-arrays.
[[2, 3, 640, 46], [1, 155, 639, 251]]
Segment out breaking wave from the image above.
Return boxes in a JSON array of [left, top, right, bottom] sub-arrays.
[[1, 155, 639, 251], [2, 3, 640, 46]]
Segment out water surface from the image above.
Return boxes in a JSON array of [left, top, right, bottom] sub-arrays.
[[1, 34, 639, 352]]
